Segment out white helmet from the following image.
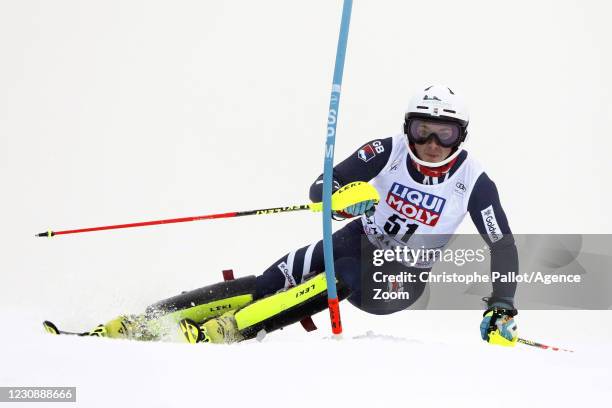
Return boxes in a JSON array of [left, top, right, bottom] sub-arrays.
[[403, 85, 469, 168]]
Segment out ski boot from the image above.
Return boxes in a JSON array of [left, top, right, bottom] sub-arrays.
[[89, 315, 157, 340], [179, 310, 244, 344]]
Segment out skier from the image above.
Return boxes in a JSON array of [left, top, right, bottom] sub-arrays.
[[55, 85, 518, 346]]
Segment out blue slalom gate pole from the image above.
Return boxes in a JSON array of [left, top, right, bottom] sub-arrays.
[[322, 0, 353, 335]]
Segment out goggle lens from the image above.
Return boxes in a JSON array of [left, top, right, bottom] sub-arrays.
[[408, 119, 462, 148]]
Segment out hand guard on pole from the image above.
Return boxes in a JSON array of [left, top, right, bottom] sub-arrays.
[[480, 305, 518, 347]]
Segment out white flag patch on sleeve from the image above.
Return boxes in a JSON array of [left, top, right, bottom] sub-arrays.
[[481, 205, 503, 243]]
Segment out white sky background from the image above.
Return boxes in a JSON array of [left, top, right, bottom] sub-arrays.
[[1, 1, 611, 318]]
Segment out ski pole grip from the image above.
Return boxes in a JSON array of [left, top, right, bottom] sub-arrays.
[[309, 181, 379, 212]]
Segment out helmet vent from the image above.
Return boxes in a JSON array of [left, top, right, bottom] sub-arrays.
[[416, 105, 429, 110], [447, 88, 455, 95], [443, 109, 456, 114], [424, 85, 433, 91]]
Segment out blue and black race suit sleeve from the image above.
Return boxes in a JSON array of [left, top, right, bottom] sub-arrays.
[[468, 173, 518, 308], [309, 138, 393, 202]]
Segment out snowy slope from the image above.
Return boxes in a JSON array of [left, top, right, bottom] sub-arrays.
[[1, 309, 611, 408], [1, 1, 612, 407]]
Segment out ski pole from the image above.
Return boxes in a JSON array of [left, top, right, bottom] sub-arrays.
[[36, 204, 313, 238], [518, 337, 574, 353], [35, 182, 378, 238], [321, 0, 353, 336]]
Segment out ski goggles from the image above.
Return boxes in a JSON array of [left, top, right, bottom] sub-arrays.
[[406, 118, 463, 148]]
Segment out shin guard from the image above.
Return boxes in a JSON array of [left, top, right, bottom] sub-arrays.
[[235, 273, 350, 339], [146, 275, 257, 324]]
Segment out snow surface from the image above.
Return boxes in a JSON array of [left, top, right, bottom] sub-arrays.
[[2, 1, 612, 407], [1, 309, 611, 407]]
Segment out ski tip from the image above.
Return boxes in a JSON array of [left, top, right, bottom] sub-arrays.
[[43, 320, 60, 335], [36, 230, 55, 238]]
